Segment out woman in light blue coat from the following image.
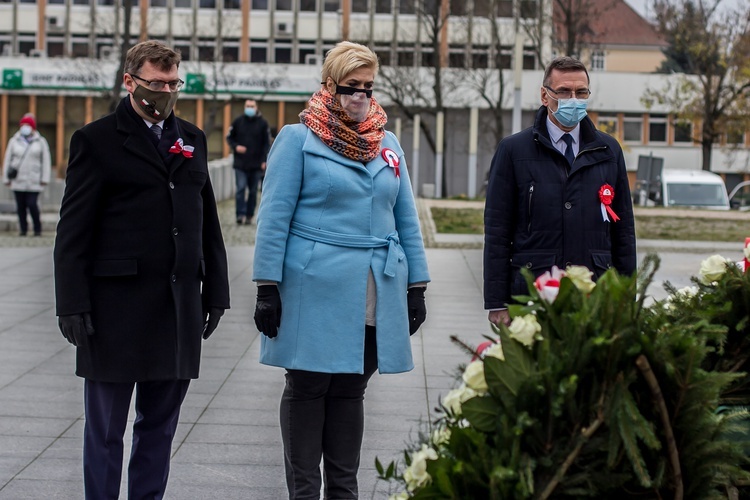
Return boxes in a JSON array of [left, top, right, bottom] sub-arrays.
[[253, 41, 430, 499]]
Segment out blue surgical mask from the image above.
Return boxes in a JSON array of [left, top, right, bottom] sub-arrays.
[[244, 108, 257, 118], [552, 98, 588, 128]]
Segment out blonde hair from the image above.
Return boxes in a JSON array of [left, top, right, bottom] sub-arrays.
[[321, 41, 379, 85]]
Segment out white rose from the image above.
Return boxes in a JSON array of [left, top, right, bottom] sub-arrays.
[[565, 265, 596, 293], [699, 254, 731, 283], [484, 342, 505, 361], [508, 314, 542, 348], [676, 285, 699, 298], [431, 426, 451, 446], [441, 384, 478, 416], [462, 360, 488, 393], [744, 244, 750, 261], [404, 444, 438, 491], [388, 493, 409, 500]]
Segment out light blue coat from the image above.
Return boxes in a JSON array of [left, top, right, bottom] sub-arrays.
[[253, 124, 430, 374]]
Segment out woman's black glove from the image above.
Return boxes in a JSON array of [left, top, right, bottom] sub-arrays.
[[407, 287, 427, 335], [254, 285, 282, 338], [58, 312, 95, 347]]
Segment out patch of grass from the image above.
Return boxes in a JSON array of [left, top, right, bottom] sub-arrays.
[[431, 207, 484, 234], [430, 207, 750, 242]]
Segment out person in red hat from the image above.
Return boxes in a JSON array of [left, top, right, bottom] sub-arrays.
[[2, 112, 51, 236]]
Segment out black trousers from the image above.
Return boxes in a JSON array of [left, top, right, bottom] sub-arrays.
[[13, 191, 41, 235], [280, 326, 378, 500], [83, 379, 190, 500]]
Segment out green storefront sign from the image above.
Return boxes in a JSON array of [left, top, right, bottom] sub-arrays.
[[2, 69, 23, 89], [184, 73, 205, 94]]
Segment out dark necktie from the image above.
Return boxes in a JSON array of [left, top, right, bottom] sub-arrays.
[[150, 124, 162, 141], [561, 133, 575, 166]]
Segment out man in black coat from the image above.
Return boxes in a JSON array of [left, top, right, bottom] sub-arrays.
[[53, 40, 230, 499], [226, 98, 271, 224], [484, 56, 636, 327]]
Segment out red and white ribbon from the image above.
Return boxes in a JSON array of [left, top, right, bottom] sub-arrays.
[[381, 148, 400, 178], [169, 138, 194, 158], [598, 184, 620, 223]]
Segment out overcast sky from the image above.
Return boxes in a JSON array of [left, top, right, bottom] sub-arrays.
[[624, 0, 745, 20]]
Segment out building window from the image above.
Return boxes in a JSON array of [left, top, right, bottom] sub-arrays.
[[591, 50, 605, 72], [374, 48, 391, 66], [324, 0, 338, 10], [175, 0, 191, 6], [199, 0, 216, 7], [175, 44, 191, 60], [276, 0, 292, 9], [649, 114, 667, 142], [198, 46, 214, 61], [222, 46, 239, 61], [251, 46, 267, 62], [673, 120, 693, 143], [224, 0, 240, 7], [275, 47, 292, 63], [623, 114, 642, 143], [151, 0, 167, 6], [597, 115, 618, 138], [519, 0, 537, 18], [375, 0, 390, 13], [300, 0, 316, 10], [397, 50, 414, 67], [725, 124, 745, 145], [72, 41, 90, 57], [398, 0, 414, 14], [97, 0, 115, 5], [47, 41, 64, 57], [252, 0, 268, 8], [352, 0, 367, 12]]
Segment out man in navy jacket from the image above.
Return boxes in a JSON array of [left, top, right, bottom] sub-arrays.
[[484, 56, 636, 326]]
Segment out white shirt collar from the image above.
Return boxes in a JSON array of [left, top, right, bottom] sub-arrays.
[[143, 118, 165, 129], [546, 116, 580, 146]]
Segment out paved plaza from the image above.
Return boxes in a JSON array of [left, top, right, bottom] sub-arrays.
[[0, 206, 745, 498]]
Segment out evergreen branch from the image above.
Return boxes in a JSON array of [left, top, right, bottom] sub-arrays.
[[636, 354, 684, 500], [537, 392, 606, 500]]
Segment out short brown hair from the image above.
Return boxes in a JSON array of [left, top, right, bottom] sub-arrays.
[[124, 40, 181, 76], [321, 41, 379, 84], [543, 56, 589, 87]]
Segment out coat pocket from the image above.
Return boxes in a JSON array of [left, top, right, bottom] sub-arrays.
[[591, 252, 613, 278], [509, 252, 557, 296], [92, 259, 138, 277]]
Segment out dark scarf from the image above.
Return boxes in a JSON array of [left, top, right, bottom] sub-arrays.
[[299, 88, 387, 163]]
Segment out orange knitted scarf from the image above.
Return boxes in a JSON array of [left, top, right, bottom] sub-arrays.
[[299, 88, 387, 163]]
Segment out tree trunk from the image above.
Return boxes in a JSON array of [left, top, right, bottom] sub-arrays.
[[109, 0, 133, 113]]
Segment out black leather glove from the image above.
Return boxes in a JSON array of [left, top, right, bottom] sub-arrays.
[[407, 287, 427, 335], [202, 307, 225, 339], [254, 285, 282, 338], [58, 313, 95, 347]]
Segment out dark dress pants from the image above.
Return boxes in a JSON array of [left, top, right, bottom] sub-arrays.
[[13, 191, 41, 235], [83, 379, 190, 500], [280, 326, 379, 500], [234, 168, 264, 219]]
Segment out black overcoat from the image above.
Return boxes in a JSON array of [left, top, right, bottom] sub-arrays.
[[483, 106, 637, 310], [54, 98, 230, 383]]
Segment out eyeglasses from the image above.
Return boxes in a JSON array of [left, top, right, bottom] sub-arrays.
[[131, 74, 184, 92], [544, 86, 591, 100]]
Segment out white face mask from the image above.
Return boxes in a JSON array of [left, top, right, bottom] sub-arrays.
[[20, 124, 33, 136]]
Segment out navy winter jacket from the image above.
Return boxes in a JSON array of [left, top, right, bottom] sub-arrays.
[[483, 106, 637, 310]]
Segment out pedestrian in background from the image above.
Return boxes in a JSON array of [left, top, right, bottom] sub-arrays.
[[226, 98, 271, 225], [53, 40, 230, 499], [252, 41, 430, 499], [484, 56, 636, 327], [2, 113, 51, 236]]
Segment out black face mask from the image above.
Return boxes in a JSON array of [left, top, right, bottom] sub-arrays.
[[335, 84, 373, 98], [132, 84, 179, 120]]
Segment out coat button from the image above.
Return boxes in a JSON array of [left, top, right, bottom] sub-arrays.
[[564, 202, 572, 209], [525, 262, 533, 269], [172, 227, 178, 236], [169, 182, 175, 189], [171, 274, 177, 283]]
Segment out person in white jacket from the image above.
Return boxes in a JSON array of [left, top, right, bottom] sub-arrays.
[[2, 113, 51, 236]]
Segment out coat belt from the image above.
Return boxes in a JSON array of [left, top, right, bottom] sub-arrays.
[[289, 221, 402, 278]]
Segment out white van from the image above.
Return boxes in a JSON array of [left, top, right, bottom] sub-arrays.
[[658, 169, 730, 210]]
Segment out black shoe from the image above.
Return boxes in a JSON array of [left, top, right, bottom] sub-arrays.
[[236, 216, 246, 225], [19, 233, 27, 237], [33, 232, 41, 237]]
